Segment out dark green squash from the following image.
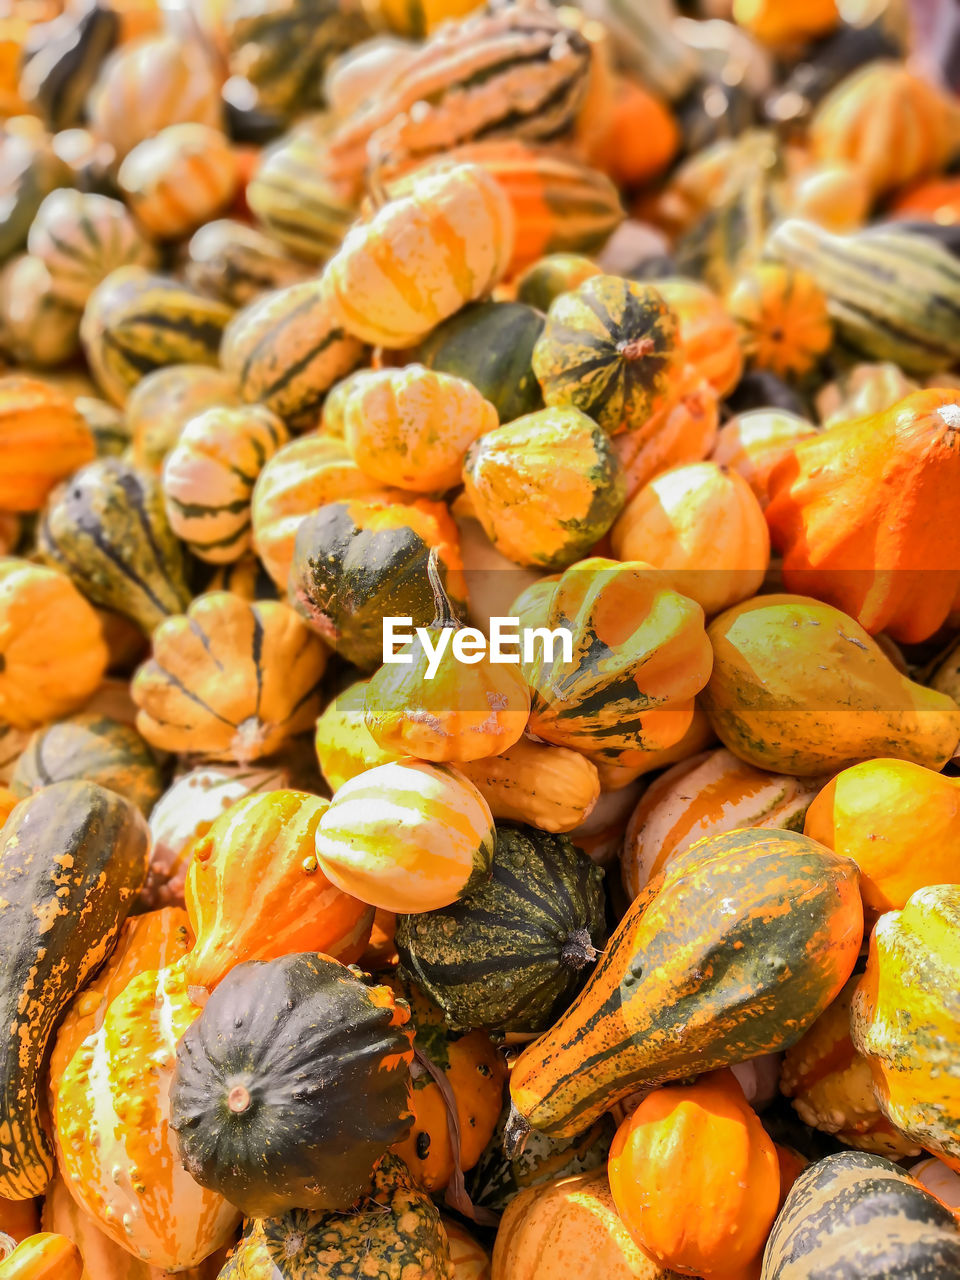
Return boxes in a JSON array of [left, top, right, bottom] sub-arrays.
[[288, 497, 467, 670], [38, 458, 191, 634], [396, 824, 607, 1035], [217, 1154, 450, 1280], [412, 301, 546, 424], [0, 780, 149, 1199], [11, 714, 165, 816], [761, 1151, 960, 1279], [170, 952, 415, 1218], [531, 274, 680, 436]]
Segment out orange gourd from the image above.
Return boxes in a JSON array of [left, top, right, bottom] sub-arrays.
[[726, 263, 833, 379], [0, 1234, 82, 1280], [588, 77, 679, 189], [0, 375, 96, 511], [656, 279, 743, 399], [710, 408, 818, 508], [184, 789, 374, 991], [733, 0, 839, 45], [607, 1071, 780, 1279], [117, 123, 238, 240], [766, 388, 960, 643], [892, 175, 960, 223], [613, 364, 719, 503]]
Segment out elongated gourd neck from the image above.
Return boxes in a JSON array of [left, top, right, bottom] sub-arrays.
[[427, 546, 461, 631]]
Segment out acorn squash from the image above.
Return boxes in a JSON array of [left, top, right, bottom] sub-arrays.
[[185, 218, 308, 308], [128, 364, 241, 474]]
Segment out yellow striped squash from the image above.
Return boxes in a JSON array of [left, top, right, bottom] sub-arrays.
[[162, 404, 289, 563], [117, 123, 239, 241], [314, 758, 495, 913], [128, 364, 242, 474], [0, 254, 82, 369], [313, 679, 404, 793], [184, 219, 309, 308]]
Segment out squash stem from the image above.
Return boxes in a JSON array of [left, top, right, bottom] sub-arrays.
[[426, 546, 460, 630], [560, 928, 599, 970], [503, 1103, 532, 1159]]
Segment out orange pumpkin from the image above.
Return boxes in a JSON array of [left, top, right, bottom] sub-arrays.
[[613, 365, 719, 503], [607, 1071, 780, 1279], [656, 279, 743, 399], [710, 408, 818, 508], [117, 123, 238, 240], [588, 76, 679, 189], [0, 376, 96, 512], [184, 789, 374, 991], [726, 263, 833, 379], [0, 1234, 82, 1280], [766, 388, 960, 643]]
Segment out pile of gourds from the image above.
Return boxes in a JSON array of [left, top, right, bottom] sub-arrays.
[[2, 0, 960, 1276]]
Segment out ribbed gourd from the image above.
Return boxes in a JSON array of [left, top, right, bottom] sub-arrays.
[[38, 458, 191, 634], [0, 254, 82, 370], [117, 123, 239, 240], [128, 364, 242, 474], [184, 219, 308, 308], [0, 375, 95, 511]]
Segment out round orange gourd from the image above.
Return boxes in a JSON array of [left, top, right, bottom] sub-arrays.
[[726, 263, 832, 379], [0, 1233, 82, 1280], [442, 1218, 491, 1280], [710, 408, 818, 508], [610, 461, 770, 615], [0, 375, 96, 511], [607, 1071, 780, 1279], [613, 364, 719, 503], [656, 278, 744, 400], [322, 164, 515, 348], [184, 789, 374, 991], [588, 76, 679, 188], [117, 123, 239, 240], [343, 364, 498, 492]]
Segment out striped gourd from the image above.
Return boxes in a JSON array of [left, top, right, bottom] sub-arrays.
[[26, 190, 157, 306], [117, 123, 239, 241], [0, 119, 71, 263], [80, 267, 234, 407], [0, 374, 95, 512], [325, 4, 593, 191], [766, 219, 960, 375], [128, 364, 242, 474], [18, 0, 120, 131], [0, 254, 82, 369], [162, 404, 289, 563], [246, 122, 358, 263], [621, 747, 821, 899], [185, 219, 308, 308], [577, 0, 697, 102], [761, 1152, 960, 1279], [220, 280, 367, 430], [39, 458, 191, 634], [53, 963, 241, 1270]]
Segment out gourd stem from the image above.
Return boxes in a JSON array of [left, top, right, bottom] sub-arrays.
[[227, 1084, 252, 1114], [503, 1103, 532, 1160], [426, 546, 460, 630], [560, 928, 599, 970]]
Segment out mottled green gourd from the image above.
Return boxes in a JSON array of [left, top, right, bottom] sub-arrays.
[[396, 824, 607, 1034], [38, 458, 191, 634]]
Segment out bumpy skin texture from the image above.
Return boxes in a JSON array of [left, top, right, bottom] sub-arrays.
[[761, 1151, 960, 1279], [397, 825, 607, 1034], [219, 1155, 453, 1280], [170, 954, 415, 1218], [0, 782, 149, 1199]]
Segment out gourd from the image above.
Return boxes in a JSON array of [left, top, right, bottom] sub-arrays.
[[532, 275, 680, 436], [396, 824, 607, 1034], [288, 496, 466, 670], [726, 263, 833, 378], [363, 551, 530, 763], [507, 828, 862, 1143], [131, 593, 328, 762], [184, 219, 308, 308], [766, 389, 960, 644], [655, 277, 743, 399], [162, 404, 289, 563], [733, 0, 839, 45], [516, 253, 601, 313], [216, 1154, 451, 1280], [780, 975, 921, 1159], [0, 254, 82, 369], [117, 123, 238, 240], [251, 433, 393, 589], [815, 361, 917, 429], [390, 976, 506, 1193], [343, 364, 497, 493], [250, 127, 357, 263], [621, 747, 820, 900], [589, 75, 679, 189], [523, 557, 713, 756], [412, 301, 545, 424], [0, 375, 95, 511], [610, 460, 770, 615], [220, 279, 367, 430], [314, 758, 495, 913], [491, 1168, 678, 1280], [913, 1158, 960, 1209], [128, 364, 241, 473], [170, 953, 415, 1217], [313, 679, 403, 792], [38, 458, 192, 634], [184, 789, 373, 990], [456, 738, 601, 834], [462, 408, 625, 570], [710, 408, 817, 507], [577, 0, 696, 103], [12, 714, 164, 816], [76, 395, 130, 459], [0, 1234, 82, 1280], [0, 781, 149, 1199], [17, 1, 119, 130], [0, 560, 108, 730], [701, 594, 960, 775], [26, 190, 156, 306], [760, 1151, 960, 1279], [53, 962, 241, 1269], [766, 219, 960, 375], [851, 885, 960, 1170], [0, 119, 71, 263], [80, 267, 233, 407], [607, 1072, 780, 1279], [322, 165, 514, 349], [442, 1218, 490, 1280], [613, 363, 719, 502]]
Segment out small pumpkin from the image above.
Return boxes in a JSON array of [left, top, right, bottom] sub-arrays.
[[132, 592, 328, 762], [608, 1071, 780, 1279], [185, 788, 373, 990], [322, 163, 514, 349], [0, 254, 82, 370], [613, 363, 720, 503], [117, 123, 238, 240], [655, 277, 743, 400], [456, 737, 600, 835], [396, 823, 607, 1034], [0, 375, 95, 512], [185, 218, 309, 308], [610, 460, 770, 615], [727, 263, 833, 379], [314, 758, 494, 913], [162, 403, 289, 564], [128, 364, 242, 473], [170, 953, 415, 1218], [0, 1234, 82, 1280], [0, 559, 108, 730], [532, 274, 680, 436], [462, 407, 625, 570], [710, 408, 818, 508], [313, 679, 404, 792]]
